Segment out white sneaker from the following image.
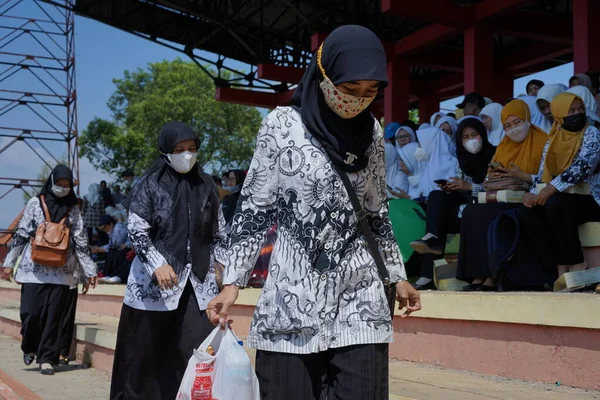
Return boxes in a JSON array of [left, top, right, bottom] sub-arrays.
[[40, 363, 54, 375], [99, 276, 111, 283], [421, 233, 438, 241], [105, 276, 122, 284]]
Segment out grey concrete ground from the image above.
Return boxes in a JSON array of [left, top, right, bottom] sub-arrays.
[[0, 335, 110, 400], [0, 334, 597, 400]]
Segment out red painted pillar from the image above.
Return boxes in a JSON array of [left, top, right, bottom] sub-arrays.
[[464, 24, 493, 95], [418, 93, 440, 124], [573, 0, 600, 73], [463, 24, 513, 102], [384, 58, 410, 124]]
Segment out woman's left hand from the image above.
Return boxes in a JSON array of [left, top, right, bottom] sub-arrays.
[[536, 184, 557, 206], [446, 177, 472, 192], [396, 281, 421, 318]]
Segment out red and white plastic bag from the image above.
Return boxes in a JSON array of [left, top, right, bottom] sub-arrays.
[[177, 324, 260, 400]]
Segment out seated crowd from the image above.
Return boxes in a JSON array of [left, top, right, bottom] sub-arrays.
[[384, 73, 600, 293]]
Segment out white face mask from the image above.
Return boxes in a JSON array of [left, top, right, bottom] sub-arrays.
[[463, 138, 482, 154], [51, 185, 70, 198], [164, 151, 198, 174], [505, 122, 530, 143], [414, 147, 429, 162]]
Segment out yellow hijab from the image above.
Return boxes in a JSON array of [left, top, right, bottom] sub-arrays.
[[492, 99, 548, 174], [541, 92, 587, 182]]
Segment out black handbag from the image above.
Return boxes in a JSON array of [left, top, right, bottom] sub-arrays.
[[335, 168, 398, 315]]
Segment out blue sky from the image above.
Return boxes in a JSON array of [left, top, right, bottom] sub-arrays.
[[0, 3, 576, 227]]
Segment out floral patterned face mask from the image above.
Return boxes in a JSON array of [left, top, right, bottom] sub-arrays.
[[317, 45, 376, 119]]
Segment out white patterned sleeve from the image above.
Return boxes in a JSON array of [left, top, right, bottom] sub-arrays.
[[211, 206, 229, 265], [223, 113, 280, 286], [3, 198, 37, 268], [530, 141, 550, 194], [368, 125, 407, 283], [128, 212, 167, 277], [70, 207, 97, 278]]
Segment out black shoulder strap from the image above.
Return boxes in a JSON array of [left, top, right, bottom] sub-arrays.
[[334, 167, 390, 283]]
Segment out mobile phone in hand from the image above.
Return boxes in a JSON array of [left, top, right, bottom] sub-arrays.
[[434, 179, 448, 186], [488, 161, 503, 170]]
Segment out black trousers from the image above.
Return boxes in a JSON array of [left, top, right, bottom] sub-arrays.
[[457, 203, 520, 281], [59, 288, 78, 359], [20, 283, 70, 365], [110, 282, 214, 400], [420, 190, 468, 278], [256, 343, 389, 400], [544, 193, 600, 265], [105, 249, 132, 282]]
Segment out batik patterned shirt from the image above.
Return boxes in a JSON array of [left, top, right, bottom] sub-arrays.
[[532, 125, 600, 204], [123, 208, 228, 312], [223, 107, 407, 354], [4, 197, 96, 286]]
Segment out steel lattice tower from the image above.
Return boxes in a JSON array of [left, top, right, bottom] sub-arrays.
[[0, 0, 78, 233]]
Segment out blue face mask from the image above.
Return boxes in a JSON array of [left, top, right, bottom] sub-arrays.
[[223, 184, 242, 193]]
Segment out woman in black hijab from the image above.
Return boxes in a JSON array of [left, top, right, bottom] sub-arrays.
[[1, 165, 97, 375], [221, 169, 246, 228], [410, 118, 495, 289], [207, 25, 421, 400], [456, 117, 525, 291], [110, 121, 228, 400]]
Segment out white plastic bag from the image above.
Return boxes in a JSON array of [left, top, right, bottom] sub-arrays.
[[176, 325, 224, 400], [177, 324, 260, 400], [213, 327, 260, 400]]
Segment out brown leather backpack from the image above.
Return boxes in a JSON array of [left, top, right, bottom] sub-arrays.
[[30, 196, 71, 267]]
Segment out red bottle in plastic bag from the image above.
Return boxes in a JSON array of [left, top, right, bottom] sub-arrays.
[[192, 360, 214, 400]]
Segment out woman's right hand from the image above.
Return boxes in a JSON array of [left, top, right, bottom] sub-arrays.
[[399, 160, 411, 176], [207, 285, 240, 326], [1, 267, 12, 282], [154, 264, 178, 290]]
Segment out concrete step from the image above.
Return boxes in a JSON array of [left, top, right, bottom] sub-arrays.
[[0, 296, 598, 399]]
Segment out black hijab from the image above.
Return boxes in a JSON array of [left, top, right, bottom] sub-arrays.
[[126, 121, 219, 282], [227, 169, 245, 189], [292, 25, 388, 172], [39, 165, 78, 223], [455, 118, 496, 184]]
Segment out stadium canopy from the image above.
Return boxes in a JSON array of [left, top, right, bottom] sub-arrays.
[[57, 0, 595, 123]]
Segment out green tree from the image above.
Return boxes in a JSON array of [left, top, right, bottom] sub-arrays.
[[409, 109, 419, 125], [80, 59, 263, 176]]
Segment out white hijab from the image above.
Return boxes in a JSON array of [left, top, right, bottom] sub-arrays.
[[567, 85, 600, 123], [386, 126, 418, 196], [85, 183, 101, 206], [521, 95, 552, 133], [429, 112, 446, 127], [412, 127, 458, 199], [480, 103, 504, 146], [537, 83, 567, 105], [419, 123, 431, 130], [434, 116, 458, 134]]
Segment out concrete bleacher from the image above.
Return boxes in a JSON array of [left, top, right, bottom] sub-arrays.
[[0, 280, 598, 391], [445, 222, 600, 254]]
